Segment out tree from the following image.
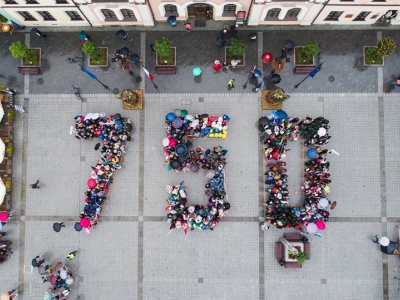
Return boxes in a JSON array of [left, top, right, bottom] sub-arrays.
[[81, 41, 102, 59], [9, 41, 28, 59]]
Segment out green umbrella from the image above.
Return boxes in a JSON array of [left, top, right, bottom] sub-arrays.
[[192, 66, 202, 77]]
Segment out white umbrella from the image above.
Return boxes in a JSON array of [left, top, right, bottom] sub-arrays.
[[0, 138, 5, 163], [379, 237, 390, 246], [0, 178, 6, 205], [317, 127, 327, 137], [84, 113, 94, 120], [0, 103, 4, 122]]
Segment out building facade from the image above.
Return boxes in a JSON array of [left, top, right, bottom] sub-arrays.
[[0, 0, 399, 27]]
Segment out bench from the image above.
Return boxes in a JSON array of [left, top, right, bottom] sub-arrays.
[[294, 65, 315, 74], [275, 242, 284, 261], [18, 67, 40, 75], [156, 66, 176, 74], [284, 233, 302, 241], [304, 242, 310, 259], [285, 262, 302, 268]]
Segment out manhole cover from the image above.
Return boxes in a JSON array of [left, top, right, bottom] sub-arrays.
[[328, 76, 335, 82], [136, 76, 142, 83], [112, 88, 119, 94], [37, 78, 44, 85], [194, 20, 206, 27]]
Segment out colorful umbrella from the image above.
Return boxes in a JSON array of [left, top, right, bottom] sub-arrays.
[[0, 211, 8, 221], [379, 237, 390, 246], [87, 179, 96, 189], [192, 66, 202, 77], [306, 223, 318, 234], [80, 218, 90, 228], [261, 52, 273, 63], [315, 220, 326, 230], [253, 69, 262, 78], [50, 274, 57, 285], [55, 262, 63, 272], [213, 63, 222, 71]]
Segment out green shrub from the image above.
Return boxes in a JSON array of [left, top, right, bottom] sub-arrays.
[[9, 41, 28, 59], [153, 37, 173, 62], [296, 41, 320, 64], [295, 251, 308, 265], [0, 14, 8, 23], [81, 41, 103, 59], [377, 37, 396, 57], [228, 39, 247, 60], [365, 47, 383, 65]]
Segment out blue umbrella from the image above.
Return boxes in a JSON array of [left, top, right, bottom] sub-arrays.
[[167, 16, 177, 27], [309, 63, 323, 78], [271, 110, 288, 119], [253, 69, 262, 78]]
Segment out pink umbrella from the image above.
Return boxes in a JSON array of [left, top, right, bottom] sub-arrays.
[[0, 211, 8, 221], [80, 218, 90, 228], [316, 220, 326, 230], [50, 274, 57, 285], [261, 52, 273, 63], [87, 178, 96, 189], [306, 223, 318, 234], [55, 262, 63, 272]]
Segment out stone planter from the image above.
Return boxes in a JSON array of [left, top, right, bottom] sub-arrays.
[[156, 47, 176, 66], [88, 47, 108, 67], [21, 48, 41, 67], [225, 47, 245, 66], [363, 46, 384, 66], [294, 46, 315, 67]]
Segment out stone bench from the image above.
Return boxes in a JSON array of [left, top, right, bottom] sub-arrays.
[[18, 67, 40, 75], [294, 65, 315, 74]]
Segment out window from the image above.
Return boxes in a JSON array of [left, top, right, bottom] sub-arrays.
[[56, 0, 68, 3], [284, 8, 301, 21], [5, 0, 18, 4], [222, 4, 236, 17], [353, 11, 370, 21], [324, 11, 343, 21], [38, 11, 56, 20], [164, 4, 178, 17], [101, 9, 117, 21], [370, 14, 379, 19], [265, 8, 280, 21], [26, 0, 38, 3], [18, 11, 37, 20], [121, 9, 137, 21], [372, 0, 386, 2], [66, 11, 83, 20]]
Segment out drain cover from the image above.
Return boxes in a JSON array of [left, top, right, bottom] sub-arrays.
[[328, 76, 335, 82], [37, 78, 44, 85], [112, 88, 119, 94]]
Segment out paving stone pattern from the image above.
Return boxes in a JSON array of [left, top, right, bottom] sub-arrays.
[[0, 27, 400, 300]]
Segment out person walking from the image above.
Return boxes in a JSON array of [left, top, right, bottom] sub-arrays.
[[67, 251, 77, 260], [228, 79, 235, 89], [29, 180, 40, 189], [184, 23, 191, 32]]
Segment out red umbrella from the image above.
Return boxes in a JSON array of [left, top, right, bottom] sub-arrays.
[[80, 217, 90, 228], [213, 61, 222, 71], [261, 52, 273, 63], [87, 178, 96, 188], [316, 220, 326, 230], [0, 211, 8, 221], [50, 274, 57, 285]]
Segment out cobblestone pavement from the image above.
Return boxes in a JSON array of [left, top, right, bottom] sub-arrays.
[[0, 27, 399, 300]]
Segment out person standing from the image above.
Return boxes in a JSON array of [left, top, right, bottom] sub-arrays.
[[29, 180, 40, 189], [184, 23, 191, 32], [228, 79, 235, 89]]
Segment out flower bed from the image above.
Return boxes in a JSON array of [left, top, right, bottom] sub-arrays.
[[74, 113, 133, 230], [260, 113, 333, 234]]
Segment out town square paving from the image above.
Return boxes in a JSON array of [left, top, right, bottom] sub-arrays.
[[0, 26, 399, 300]]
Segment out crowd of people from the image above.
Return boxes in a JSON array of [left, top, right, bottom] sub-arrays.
[[32, 254, 73, 300], [162, 110, 230, 233], [74, 113, 132, 229], [259, 112, 334, 233], [0, 231, 12, 264], [163, 110, 230, 172]]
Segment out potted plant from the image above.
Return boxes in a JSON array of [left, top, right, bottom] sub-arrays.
[[115, 89, 143, 110], [267, 87, 290, 104], [154, 37, 176, 66], [225, 39, 247, 66], [295, 251, 308, 265], [5, 179, 11, 189], [6, 144, 13, 156], [9, 41, 41, 67], [377, 37, 396, 57], [82, 41, 108, 67], [294, 40, 320, 66]]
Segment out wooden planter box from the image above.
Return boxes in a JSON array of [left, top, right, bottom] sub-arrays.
[[363, 46, 384, 66], [156, 47, 176, 66], [294, 46, 315, 67], [88, 47, 108, 67], [21, 48, 41, 67], [225, 47, 245, 66]]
